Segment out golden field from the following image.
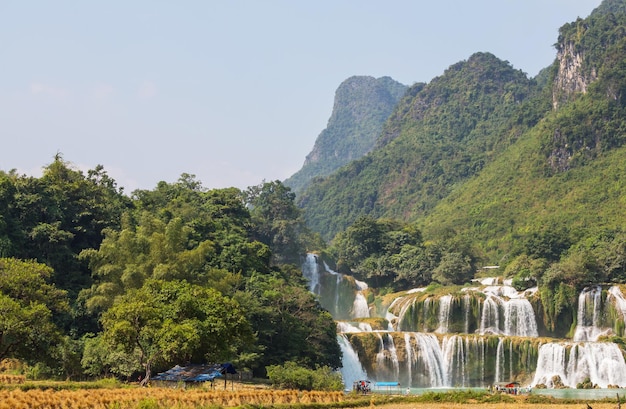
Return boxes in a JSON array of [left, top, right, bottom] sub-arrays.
[[0, 382, 622, 409], [0, 387, 344, 409]]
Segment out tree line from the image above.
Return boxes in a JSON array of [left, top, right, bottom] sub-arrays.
[[0, 155, 339, 381]]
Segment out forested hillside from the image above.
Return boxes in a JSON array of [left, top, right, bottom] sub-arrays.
[[284, 76, 407, 194], [299, 0, 626, 255], [299, 52, 539, 240], [297, 0, 626, 335], [0, 159, 339, 380]]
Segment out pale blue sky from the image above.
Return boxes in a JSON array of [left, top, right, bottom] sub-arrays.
[[0, 1, 601, 193]]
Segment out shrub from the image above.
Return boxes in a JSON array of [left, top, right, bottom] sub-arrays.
[[266, 361, 343, 391]]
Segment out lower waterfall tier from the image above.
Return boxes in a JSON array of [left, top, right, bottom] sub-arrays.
[[341, 332, 626, 389]]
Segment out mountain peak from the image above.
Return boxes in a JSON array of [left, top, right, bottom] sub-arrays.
[[284, 76, 406, 194]]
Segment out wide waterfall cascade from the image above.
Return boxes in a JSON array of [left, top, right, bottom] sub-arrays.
[[393, 283, 538, 337], [476, 284, 539, 337], [532, 342, 626, 388], [303, 255, 626, 388]]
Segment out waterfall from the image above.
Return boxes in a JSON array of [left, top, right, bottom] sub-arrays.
[[504, 299, 538, 337], [351, 279, 370, 318], [436, 295, 452, 334], [442, 335, 467, 387], [608, 286, 626, 327], [573, 286, 611, 341], [404, 333, 413, 387], [352, 293, 370, 318], [479, 287, 538, 337], [480, 296, 500, 334], [375, 333, 400, 382], [494, 338, 504, 383], [337, 334, 368, 388], [302, 253, 320, 294], [337, 322, 361, 333], [302, 257, 626, 389], [413, 333, 447, 387], [386, 297, 402, 331], [533, 342, 626, 388]]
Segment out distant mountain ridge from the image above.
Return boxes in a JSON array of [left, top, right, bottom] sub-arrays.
[[284, 76, 406, 194], [299, 52, 537, 240], [297, 0, 626, 263]]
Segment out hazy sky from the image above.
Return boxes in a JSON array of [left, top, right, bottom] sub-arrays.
[[0, 1, 601, 193]]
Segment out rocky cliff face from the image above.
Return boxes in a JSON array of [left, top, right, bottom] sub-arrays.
[[552, 36, 597, 110], [284, 76, 406, 194]]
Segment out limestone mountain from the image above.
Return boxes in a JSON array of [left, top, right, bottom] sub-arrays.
[[420, 0, 626, 261], [299, 52, 537, 240], [299, 0, 626, 263], [284, 76, 407, 194]]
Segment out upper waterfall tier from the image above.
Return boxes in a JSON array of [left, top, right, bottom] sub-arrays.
[[386, 283, 539, 337]]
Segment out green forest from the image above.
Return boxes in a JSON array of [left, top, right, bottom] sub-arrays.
[[0, 160, 339, 381]]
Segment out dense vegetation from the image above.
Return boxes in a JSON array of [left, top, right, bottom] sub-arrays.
[[293, 0, 626, 331], [284, 76, 407, 194], [299, 52, 539, 241], [0, 158, 340, 380]]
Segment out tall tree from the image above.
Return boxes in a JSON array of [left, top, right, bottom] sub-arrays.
[[245, 180, 307, 264], [101, 279, 253, 384], [0, 258, 68, 362]]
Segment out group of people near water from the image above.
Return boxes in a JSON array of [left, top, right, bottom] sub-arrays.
[[489, 383, 531, 395]]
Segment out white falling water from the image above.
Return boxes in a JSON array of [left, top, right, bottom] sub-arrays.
[[573, 286, 611, 341], [413, 333, 447, 387], [532, 342, 626, 388], [351, 279, 370, 318], [375, 333, 400, 381], [436, 295, 452, 334], [351, 292, 370, 318], [608, 286, 626, 325], [479, 296, 500, 334], [337, 334, 368, 388], [609, 286, 626, 310], [503, 299, 538, 337], [337, 322, 361, 333], [494, 338, 505, 383], [385, 297, 402, 331], [303, 257, 626, 389], [477, 284, 538, 337], [302, 253, 320, 294], [442, 335, 467, 387], [404, 333, 413, 387]]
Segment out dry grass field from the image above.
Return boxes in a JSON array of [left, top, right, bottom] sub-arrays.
[[0, 380, 622, 409], [0, 387, 344, 409]]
